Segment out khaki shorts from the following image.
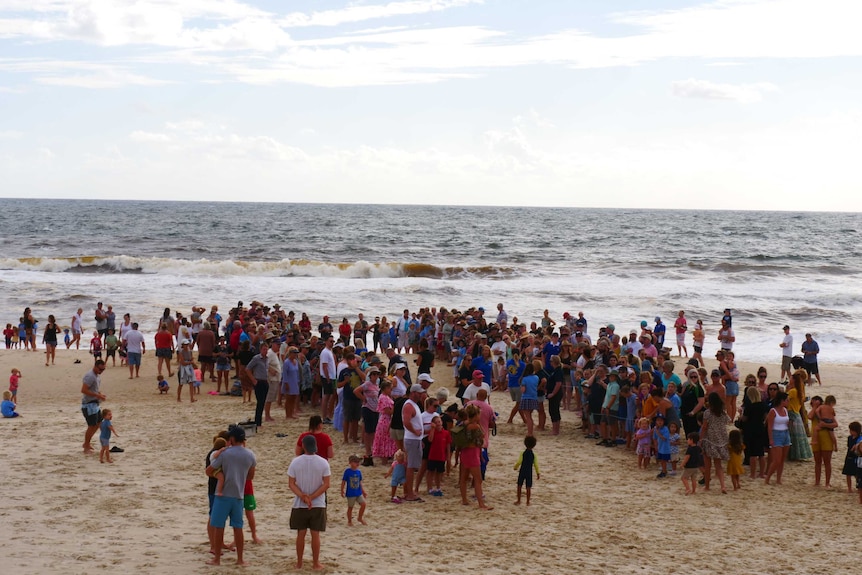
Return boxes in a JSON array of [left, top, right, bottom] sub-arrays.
[[509, 387, 522, 402], [682, 468, 699, 479], [347, 495, 365, 507], [289, 507, 327, 532], [389, 428, 405, 442]]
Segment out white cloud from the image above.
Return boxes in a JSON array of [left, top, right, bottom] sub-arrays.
[[37, 68, 170, 88], [0, 129, 24, 139], [671, 78, 778, 103], [281, 0, 483, 28]]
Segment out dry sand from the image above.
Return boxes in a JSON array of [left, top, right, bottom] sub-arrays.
[[1, 347, 861, 575]]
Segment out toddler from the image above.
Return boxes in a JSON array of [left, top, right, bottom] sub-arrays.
[[667, 421, 681, 475], [341, 454, 367, 525], [3, 323, 13, 348], [653, 414, 671, 478], [99, 409, 119, 463], [842, 422, 862, 494], [157, 374, 170, 394], [635, 417, 652, 469], [104, 329, 119, 366], [514, 435, 540, 505], [1, 390, 20, 418], [727, 429, 745, 490], [9, 368, 21, 401], [63, 328, 71, 349], [681, 431, 704, 495], [385, 449, 407, 503], [90, 331, 103, 360]]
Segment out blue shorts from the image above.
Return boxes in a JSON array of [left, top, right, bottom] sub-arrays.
[[772, 429, 791, 447], [725, 380, 739, 396], [210, 496, 244, 529], [127, 352, 142, 366], [656, 452, 671, 461], [208, 493, 215, 513]]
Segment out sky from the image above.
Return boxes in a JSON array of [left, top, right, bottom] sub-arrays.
[[1, 0, 861, 210]]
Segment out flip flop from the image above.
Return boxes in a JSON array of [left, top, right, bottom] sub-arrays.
[[404, 497, 424, 503], [110, 446, 124, 453], [275, 433, 288, 438]]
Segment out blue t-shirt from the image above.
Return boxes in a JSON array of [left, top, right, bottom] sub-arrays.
[[521, 374, 539, 400], [654, 323, 666, 347], [470, 357, 492, 384], [1, 399, 17, 418], [100, 419, 112, 442], [542, 342, 561, 369], [342, 467, 363, 497], [654, 425, 671, 455], [506, 359, 525, 388]]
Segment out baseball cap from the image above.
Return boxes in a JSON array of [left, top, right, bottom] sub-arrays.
[[472, 369, 484, 379], [409, 384, 426, 394], [227, 425, 246, 442], [418, 373, 434, 383], [394, 363, 408, 371]]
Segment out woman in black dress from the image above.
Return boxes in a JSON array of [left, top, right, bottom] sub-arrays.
[[739, 385, 768, 478]]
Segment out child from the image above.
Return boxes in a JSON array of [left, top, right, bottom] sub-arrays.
[[193, 367, 203, 398], [89, 331, 103, 360], [3, 323, 13, 349], [9, 368, 21, 401], [681, 431, 704, 495], [99, 409, 118, 463], [1, 390, 20, 418], [157, 374, 170, 394], [341, 454, 367, 525], [812, 395, 839, 451], [667, 421, 681, 475], [842, 422, 861, 494], [426, 415, 451, 496], [63, 328, 71, 349], [385, 449, 407, 503], [727, 428, 744, 490], [104, 329, 119, 366], [208, 441, 227, 496], [635, 417, 652, 469], [244, 478, 262, 544], [514, 435, 540, 505], [653, 414, 671, 478], [619, 385, 635, 450]]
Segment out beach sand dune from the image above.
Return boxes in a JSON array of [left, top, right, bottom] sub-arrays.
[[1, 349, 860, 574]]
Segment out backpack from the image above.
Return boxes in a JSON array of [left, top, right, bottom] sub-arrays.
[[451, 423, 471, 449]]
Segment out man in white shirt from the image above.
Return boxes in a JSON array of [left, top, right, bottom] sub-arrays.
[[318, 337, 337, 424], [462, 370, 492, 404], [288, 434, 330, 571], [779, 325, 793, 382], [122, 322, 146, 379]]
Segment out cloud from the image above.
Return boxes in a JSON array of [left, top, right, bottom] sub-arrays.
[[281, 0, 483, 28], [671, 78, 778, 103]]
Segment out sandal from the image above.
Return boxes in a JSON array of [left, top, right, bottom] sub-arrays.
[[390, 497, 402, 504]]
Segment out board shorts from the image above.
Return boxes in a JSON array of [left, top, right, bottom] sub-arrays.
[[82, 402, 103, 426], [127, 352, 141, 366], [244, 494, 256, 511], [346, 495, 365, 507], [289, 507, 327, 532], [676, 333, 685, 346], [321, 378, 336, 395], [210, 496, 244, 529]]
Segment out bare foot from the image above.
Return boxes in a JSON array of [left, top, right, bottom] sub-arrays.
[[348, 521, 353, 527], [106, 458, 113, 463], [312, 563, 325, 570], [252, 536, 262, 544], [358, 518, 367, 525], [205, 559, 220, 566], [514, 500, 521, 505], [294, 562, 303, 570], [236, 560, 249, 566]]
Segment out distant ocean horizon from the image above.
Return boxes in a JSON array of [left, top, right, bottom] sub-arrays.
[[1, 198, 859, 364]]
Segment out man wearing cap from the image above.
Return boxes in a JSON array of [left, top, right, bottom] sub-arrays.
[[319, 336, 337, 424], [640, 334, 658, 360], [779, 325, 793, 382], [245, 343, 272, 427], [206, 426, 256, 566], [288, 434, 331, 571], [653, 317, 666, 350], [401, 384, 427, 502], [462, 369, 492, 404]]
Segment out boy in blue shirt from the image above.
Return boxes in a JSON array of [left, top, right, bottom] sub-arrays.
[[341, 455, 366, 525]]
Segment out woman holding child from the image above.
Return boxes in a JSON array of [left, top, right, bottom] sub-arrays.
[[680, 370, 706, 436]]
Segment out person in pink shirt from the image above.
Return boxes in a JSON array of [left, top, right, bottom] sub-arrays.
[[466, 388, 496, 480], [674, 310, 688, 358]]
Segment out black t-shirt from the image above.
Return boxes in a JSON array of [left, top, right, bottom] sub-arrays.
[[684, 445, 704, 468], [417, 350, 435, 374], [338, 367, 362, 404], [390, 396, 408, 430]]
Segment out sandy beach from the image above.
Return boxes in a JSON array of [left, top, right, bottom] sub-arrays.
[[1, 347, 861, 575]]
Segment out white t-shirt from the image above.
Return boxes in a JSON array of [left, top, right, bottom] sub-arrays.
[[287, 454, 331, 509], [782, 334, 793, 357], [490, 341, 508, 357], [461, 382, 491, 404], [319, 348, 336, 379], [124, 329, 145, 353]]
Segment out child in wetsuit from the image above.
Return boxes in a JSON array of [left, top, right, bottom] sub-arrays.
[[514, 435, 540, 505]]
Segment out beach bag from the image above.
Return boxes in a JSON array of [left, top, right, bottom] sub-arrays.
[[451, 423, 471, 449], [230, 381, 243, 396]]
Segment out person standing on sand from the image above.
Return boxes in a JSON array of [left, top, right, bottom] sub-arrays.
[[288, 435, 331, 571], [801, 333, 822, 385], [68, 308, 83, 350], [206, 426, 256, 567], [779, 325, 793, 382], [122, 322, 146, 379], [81, 360, 107, 454], [674, 311, 688, 357], [245, 343, 272, 427]]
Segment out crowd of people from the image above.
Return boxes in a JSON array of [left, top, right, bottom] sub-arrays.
[[5, 299, 859, 567]]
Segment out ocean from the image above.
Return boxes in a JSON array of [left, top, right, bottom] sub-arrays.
[[0, 198, 859, 364]]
